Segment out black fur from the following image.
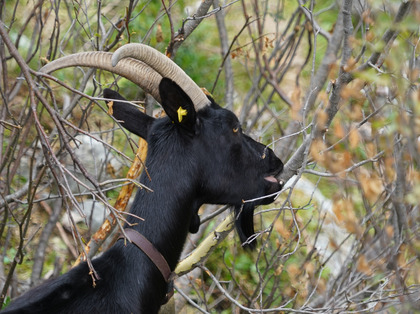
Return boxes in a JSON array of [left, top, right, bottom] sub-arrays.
[[1, 78, 283, 313]]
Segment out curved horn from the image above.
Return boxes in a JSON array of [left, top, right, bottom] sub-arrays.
[[39, 52, 162, 103], [111, 43, 211, 110]]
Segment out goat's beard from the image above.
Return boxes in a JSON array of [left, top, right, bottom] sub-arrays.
[[188, 198, 276, 250], [234, 203, 259, 250], [188, 203, 259, 249]]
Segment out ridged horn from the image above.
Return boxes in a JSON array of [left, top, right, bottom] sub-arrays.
[[39, 51, 162, 103], [111, 43, 211, 111]]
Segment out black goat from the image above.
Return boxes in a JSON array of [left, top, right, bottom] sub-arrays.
[[1, 45, 283, 313]]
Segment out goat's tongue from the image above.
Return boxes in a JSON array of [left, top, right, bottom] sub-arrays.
[[264, 175, 278, 183]]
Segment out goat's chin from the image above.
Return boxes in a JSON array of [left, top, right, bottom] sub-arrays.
[[258, 178, 282, 205]]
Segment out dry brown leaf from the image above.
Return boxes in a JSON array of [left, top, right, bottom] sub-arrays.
[[366, 142, 377, 158], [156, 24, 163, 43], [333, 198, 357, 230], [334, 120, 345, 138], [385, 225, 394, 238], [316, 110, 329, 131], [349, 128, 360, 149], [310, 139, 327, 164], [328, 152, 352, 174], [291, 86, 302, 121], [274, 220, 291, 239], [287, 264, 300, 282], [107, 100, 114, 116], [274, 265, 284, 276], [357, 254, 373, 276], [359, 170, 384, 202], [340, 85, 361, 100], [349, 104, 363, 120], [304, 262, 315, 277], [343, 56, 357, 72]]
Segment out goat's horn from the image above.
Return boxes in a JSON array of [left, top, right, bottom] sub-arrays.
[[111, 43, 211, 111], [39, 52, 162, 103]]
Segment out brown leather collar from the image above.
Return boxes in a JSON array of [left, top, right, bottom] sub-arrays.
[[118, 228, 174, 303]]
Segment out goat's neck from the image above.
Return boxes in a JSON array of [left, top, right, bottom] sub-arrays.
[[123, 166, 198, 269]]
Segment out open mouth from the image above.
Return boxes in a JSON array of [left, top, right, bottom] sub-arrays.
[[264, 175, 279, 184], [264, 167, 284, 186], [263, 171, 284, 195]]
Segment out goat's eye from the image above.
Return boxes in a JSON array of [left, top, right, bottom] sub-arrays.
[[233, 127, 239, 133]]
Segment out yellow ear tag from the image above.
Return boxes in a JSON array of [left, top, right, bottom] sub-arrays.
[[177, 106, 188, 122]]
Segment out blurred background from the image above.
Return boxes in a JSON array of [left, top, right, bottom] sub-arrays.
[[0, 0, 419, 312]]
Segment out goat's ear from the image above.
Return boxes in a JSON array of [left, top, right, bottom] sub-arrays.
[[159, 78, 196, 131], [103, 88, 154, 139]]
